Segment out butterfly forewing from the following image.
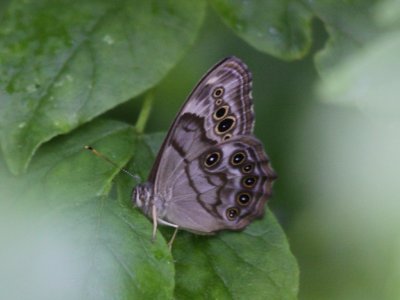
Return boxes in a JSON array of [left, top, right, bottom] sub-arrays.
[[148, 56, 254, 182]]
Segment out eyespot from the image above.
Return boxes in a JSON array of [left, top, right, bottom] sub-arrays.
[[216, 116, 236, 134], [204, 151, 221, 168], [242, 176, 258, 188], [213, 105, 229, 120], [242, 163, 253, 173], [236, 192, 251, 206], [226, 207, 240, 221], [215, 98, 223, 106], [230, 151, 246, 166], [213, 87, 224, 98], [223, 134, 232, 141]]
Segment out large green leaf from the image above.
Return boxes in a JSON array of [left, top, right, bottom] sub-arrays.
[[210, 0, 384, 76], [210, 0, 313, 60], [0, 119, 174, 300], [173, 210, 299, 300], [0, 0, 206, 174], [308, 0, 382, 75]]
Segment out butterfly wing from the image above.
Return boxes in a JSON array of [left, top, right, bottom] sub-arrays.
[[146, 57, 276, 233], [152, 113, 276, 233], [148, 56, 254, 182]]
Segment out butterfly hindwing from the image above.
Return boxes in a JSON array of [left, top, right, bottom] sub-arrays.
[[168, 134, 276, 233], [152, 113, 276, 233]]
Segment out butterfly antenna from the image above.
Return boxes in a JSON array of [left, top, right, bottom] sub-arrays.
[[84, 145, 141, 182]]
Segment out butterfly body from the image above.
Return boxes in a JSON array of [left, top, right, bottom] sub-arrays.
[[132, 57, 276, 235]]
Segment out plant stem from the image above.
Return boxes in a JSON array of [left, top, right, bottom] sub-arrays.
[[135, 90, 154, 134]]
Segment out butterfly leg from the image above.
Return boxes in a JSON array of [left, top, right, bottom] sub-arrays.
[[168, 227, 179, 250], [157, 218, 179, 250], [151, 204, 158, 242], [151, 204, 179, 249]]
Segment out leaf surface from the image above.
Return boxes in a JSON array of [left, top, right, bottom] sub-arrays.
[[0, 0, 206, 174]]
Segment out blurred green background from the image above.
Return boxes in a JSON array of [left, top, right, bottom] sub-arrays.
[[108, 7, 400, 300], [1, 0, 400, 299]]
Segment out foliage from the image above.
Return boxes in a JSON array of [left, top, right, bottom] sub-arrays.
[[1, 0, 399, 299]]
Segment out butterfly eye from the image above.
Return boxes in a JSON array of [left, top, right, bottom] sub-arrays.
[[231, 151, 246, 166], [204, 151, 221, 168], [236, 192, 251, 206], [242, 163, 253, 173], [213, 87, 225, 98], [216, 116, 236, 134], [223, 134, 232, 141], [242, 176, 258, 188], [226, 207, 240, 221], [213, 105, 229, 120]]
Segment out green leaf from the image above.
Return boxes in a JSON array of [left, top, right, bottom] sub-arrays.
[[318, 0, 400, 119], [173, 210, 298, 300], [210, 0, 313, 60], [0, 0, 206, 175], [209, 0, 387, 76], [309, 0, 383, 76], [0, 119, 174, 300]]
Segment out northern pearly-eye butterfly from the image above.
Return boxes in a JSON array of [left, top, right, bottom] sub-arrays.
[[132, 57, 277, 247]]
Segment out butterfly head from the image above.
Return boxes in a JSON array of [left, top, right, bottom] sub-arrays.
[[132, 182, 153, 213]]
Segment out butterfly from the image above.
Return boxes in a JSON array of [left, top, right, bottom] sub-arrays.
[[132, 57, 277, 248]]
